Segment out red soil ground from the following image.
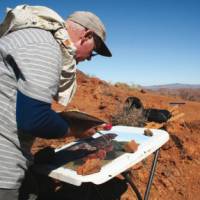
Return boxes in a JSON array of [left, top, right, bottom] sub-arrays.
[[32, 71, 200, 200]]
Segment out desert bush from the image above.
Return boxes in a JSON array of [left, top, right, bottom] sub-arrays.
[[114, 82, 141, 91], [111, 107, 147, 127]]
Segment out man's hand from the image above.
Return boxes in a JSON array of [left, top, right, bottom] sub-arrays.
[[66, 123, 112, 139]]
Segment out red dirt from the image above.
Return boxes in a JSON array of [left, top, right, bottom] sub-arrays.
[[32, 70, 200, 200]]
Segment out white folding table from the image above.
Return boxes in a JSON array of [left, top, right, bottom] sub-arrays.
[[35, 126, 169, 200]]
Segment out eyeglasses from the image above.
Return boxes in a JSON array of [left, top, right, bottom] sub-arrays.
[[86, 32, 100, 60], [89, 34, 99, 60]]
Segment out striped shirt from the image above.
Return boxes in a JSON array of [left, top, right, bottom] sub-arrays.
[[0, 28, 63, 189]]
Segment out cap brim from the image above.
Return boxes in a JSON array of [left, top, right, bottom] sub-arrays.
[[94, 35, 112, 57]]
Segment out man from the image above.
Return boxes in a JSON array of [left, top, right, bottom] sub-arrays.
[[0, 5, 111, 199]]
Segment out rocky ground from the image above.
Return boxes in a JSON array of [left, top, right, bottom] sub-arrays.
[[32, 71, 200, 200]]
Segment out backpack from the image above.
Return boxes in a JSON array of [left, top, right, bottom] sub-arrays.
[[0, 4, 65, 37]]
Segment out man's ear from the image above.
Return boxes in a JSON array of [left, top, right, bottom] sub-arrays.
[[80, 30, 93, 44], [84, 30, 93, 39]]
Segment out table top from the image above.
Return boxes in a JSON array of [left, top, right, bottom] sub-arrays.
[[35, 126, 169, 186]]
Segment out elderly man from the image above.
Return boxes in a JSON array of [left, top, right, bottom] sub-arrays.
[[0, 5, 111, 199]]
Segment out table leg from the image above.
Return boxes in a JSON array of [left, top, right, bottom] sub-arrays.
[[122, 171, 143, 200], [144, 149, 160, 200], [122, 148, 160, 200]]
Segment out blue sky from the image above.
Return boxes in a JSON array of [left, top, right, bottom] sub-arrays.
[[0, 0, 200, 86]]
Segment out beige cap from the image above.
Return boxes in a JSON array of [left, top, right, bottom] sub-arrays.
[[68, 11, 112, 57]]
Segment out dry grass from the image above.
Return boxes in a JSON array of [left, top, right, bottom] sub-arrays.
[[111, 108, 147, 127]]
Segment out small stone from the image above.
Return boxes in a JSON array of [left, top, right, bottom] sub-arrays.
[[123, 140, 139, 153], [98, 104, 107, 110], [186, 155, 193, 160], [76, 158, 102, 176], [144, 129, 153, 136]]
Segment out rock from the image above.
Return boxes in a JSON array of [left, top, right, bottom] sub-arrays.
[[123, 140, 139, 153], [76, 158, 102, 176], [98, 103, 107, 110], [144, 129, 153, 136]]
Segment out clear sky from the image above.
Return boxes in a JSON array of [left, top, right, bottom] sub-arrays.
[[0, 0, 200, 86]]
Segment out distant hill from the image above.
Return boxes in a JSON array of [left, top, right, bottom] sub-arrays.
[[143, 83, 200, 102], [144, 83, 200, 90]]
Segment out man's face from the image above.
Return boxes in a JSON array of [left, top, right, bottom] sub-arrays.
[[74, 30, 97, 63]]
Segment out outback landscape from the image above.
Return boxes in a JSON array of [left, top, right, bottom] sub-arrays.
[[32, 70, 200, 200], [146, 83, 200, 102]]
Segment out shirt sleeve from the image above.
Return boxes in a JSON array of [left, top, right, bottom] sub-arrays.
[[9, 34, 70, 138], [16, 90, 69, 139], [12, 41, 62, 103]]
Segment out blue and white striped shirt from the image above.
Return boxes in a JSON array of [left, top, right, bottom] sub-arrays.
[[0, 28, 69, 189]]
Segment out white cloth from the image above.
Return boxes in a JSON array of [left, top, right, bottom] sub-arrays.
[[0, 4, 77, 106]]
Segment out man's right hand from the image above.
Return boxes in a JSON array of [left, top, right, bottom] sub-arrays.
[[66, 123, 111, 139], [66, 126, 97, 139]]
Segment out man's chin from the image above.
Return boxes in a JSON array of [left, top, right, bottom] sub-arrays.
[[76, 58, 85, 64]]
